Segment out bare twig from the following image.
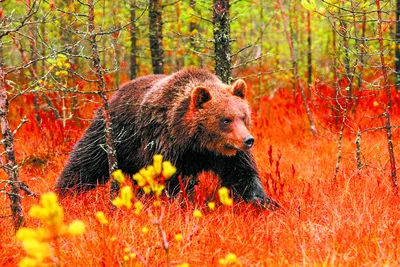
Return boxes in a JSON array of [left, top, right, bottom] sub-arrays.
[[278, 0, 317, 136], [87, 0, 119, 204]]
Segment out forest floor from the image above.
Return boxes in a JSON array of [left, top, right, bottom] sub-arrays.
[[1, 81, 400, 266]]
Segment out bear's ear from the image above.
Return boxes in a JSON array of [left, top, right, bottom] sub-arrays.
[[192, 86, 212, 108], [230, 79, 247, 99]]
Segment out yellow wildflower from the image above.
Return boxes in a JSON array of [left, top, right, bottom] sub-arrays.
[[219, 252, 240, 266], [141, 227, 149, 234], [16, 228, 39, 241], [207, 202, 216, 210], [95, 211, 109, 225], [124, 247, 130, 253], [218, 187, 233, 206], [175, 233, 183, 242], [177, 263, 189, 267], [123, 255, 129, 261], [153, 184, 165, 197], [153, 200, 161, 207], [143, 185, 151, 194], [153, 154, 163, 175], [132, 157, 177, 196], [140, 166, 155, 180], [68, 220, 85, 235], [112, 169, 125, 184], [134, 201, 144, 215], [162, 161, 176, 179], [22, 239, 52, 262], [18, 257, 37, 267], [193, 210, 203, 218], [29, 192, 64, 229], [17, 192, 86, 267], [225, 253, 238, 263], [35, 227, 51, 240], [112, 186, 133, 209], [133, 173, 146, 187], [130, 253, 137, 259]]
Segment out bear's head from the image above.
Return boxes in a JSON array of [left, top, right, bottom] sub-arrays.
[[188, 79, 254, 156]]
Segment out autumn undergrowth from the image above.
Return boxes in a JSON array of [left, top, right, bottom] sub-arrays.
[[1, 79, 400, 266]]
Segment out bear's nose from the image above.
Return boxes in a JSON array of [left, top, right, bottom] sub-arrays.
[[243, 135, 254, 149]]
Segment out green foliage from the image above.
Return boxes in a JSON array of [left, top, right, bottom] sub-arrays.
[[1, 0, 397, 96]]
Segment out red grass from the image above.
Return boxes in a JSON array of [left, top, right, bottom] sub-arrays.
[[1, 79, 400, 266]]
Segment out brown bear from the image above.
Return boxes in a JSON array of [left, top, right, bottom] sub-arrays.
[[55, 68, 278, 209]]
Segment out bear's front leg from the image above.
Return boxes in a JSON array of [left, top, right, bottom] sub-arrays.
[[217, 151, 280, 210]]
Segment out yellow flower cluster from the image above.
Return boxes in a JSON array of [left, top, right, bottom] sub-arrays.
[[110, 170, 144, 215], [122, 247, 136, 262], [141, 226, 149, 235], [218, 187, 233, 206], [133, 154, 176, 196], [219, 253, 241, 266], [112, 169, 125, 183], [174, 233, 183, 242], [112, 186, 133, 209], [110, 155, 176, 211], [134, 201, 143, 215], [48, 54, 71, 77], [207, 202, 216, 210], [193, 209, 203, 218], [95, 211, 109, 225], [16, 192, 85, 267], [28, 192, 64, 229]]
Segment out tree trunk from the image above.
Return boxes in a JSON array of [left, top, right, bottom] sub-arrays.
[[339, 16, 353, 101], [88, 0, 120, 201], [189, 0, 198, 50], [396, 0, 400, 91], [130, 0, 137, 79], [376, 0, 397, 192], [306, 10, 312, 98], [213, 0, 231, 84], [0, 43, 23, 230], [149, 0, 164, 74]]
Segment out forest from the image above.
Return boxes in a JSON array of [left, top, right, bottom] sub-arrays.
[[1, 0, 400, 266]]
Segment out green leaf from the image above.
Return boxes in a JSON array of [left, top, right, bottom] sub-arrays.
[[301, 0, 317, 11]]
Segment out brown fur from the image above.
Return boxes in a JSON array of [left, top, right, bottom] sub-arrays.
[[55, 68, 279, 209]]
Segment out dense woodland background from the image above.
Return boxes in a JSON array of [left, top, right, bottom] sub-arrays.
[[1, 0, 400, 266]]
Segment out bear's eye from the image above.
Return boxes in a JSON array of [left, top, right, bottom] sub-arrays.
[[222, 118, 232, 124]]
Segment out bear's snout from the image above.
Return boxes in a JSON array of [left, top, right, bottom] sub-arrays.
[[243, 135, 254, 149]]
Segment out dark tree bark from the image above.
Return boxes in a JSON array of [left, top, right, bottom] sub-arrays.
[[357, 10, 366, 91], [396, 0, 400, 91], [130, 0, 137, 79], [376, 0, 397, 192], [355, 131, 362, 170], [149, 0, 164, 74], [189, 0, 198, 49], [306, 10, 312, 98], [339, 17, 353, 99], [189, 0, 199, 66], [213, 0, 231, 84], [332, 20, 340, 126], [0, 44, 23, 230], [88, 0, 119, 200]]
